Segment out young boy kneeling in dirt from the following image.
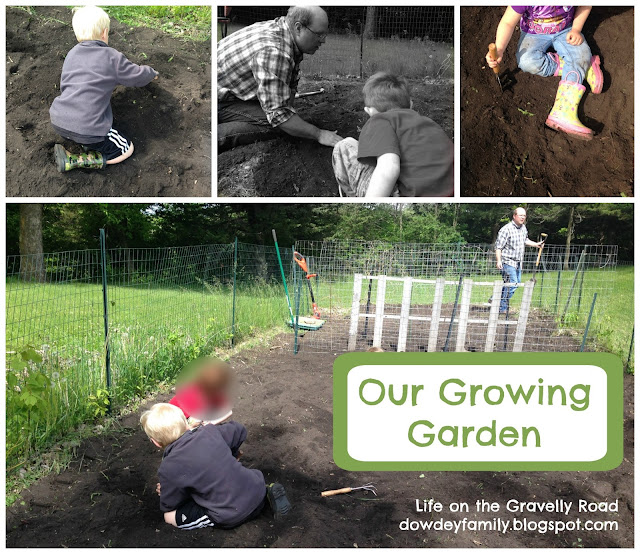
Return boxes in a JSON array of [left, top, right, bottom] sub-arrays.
[[141, 403, 291, 530], [332, 72, 453, 197], [49, 6, 158, 173]]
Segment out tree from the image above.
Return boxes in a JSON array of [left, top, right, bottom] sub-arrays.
[[19, 204, 45, 282], [363, 7, 376, 38], [563, 205, 575, 270]]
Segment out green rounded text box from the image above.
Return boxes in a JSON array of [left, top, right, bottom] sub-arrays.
[[333, 352, 623, 471]]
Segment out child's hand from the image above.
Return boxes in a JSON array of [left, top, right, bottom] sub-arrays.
[[566, 31, 584, 46], [485, 50, 502, 68], [154, 75, 159, 80], [156, 482, 161, 496]]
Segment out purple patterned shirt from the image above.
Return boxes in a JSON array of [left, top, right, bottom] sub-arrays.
[[511, 6, 575, 34]]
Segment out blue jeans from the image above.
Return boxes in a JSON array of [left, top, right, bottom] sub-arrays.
[[500, 263, 522, 312], [218, 100, 280, 152], [516, 27, 592, 83]]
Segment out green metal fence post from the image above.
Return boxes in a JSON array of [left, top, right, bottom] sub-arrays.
[[580, 293, 597, 352], [231, 238, 238, 347], [99, 229, 111, 414], [554, 270, 561, 314], [293, 268, 303, 355], [625, 327, 634, 372]]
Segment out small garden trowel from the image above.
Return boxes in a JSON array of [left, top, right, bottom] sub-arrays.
[[488, 43, 503, 92]]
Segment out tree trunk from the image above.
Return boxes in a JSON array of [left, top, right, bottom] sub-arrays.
[[363, 7, 377, 39], [563, 205, 575, 271], [19, 204, 45, 282]]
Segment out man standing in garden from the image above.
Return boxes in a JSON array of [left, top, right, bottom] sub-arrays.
[[495, 207, 544, 313], [218, 6, 343, 152]]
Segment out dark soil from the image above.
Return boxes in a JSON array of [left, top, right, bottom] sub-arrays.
[[461, 6, 634, 197], [6, 334, 633, 548], [6, 6, 211, 197], [217, 78, 453, 197]]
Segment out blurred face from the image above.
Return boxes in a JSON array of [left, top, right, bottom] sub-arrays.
[[293, 14, 328, 54], [513, 209, 527, 226]]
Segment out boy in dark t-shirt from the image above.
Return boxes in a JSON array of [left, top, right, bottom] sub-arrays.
[[141, 403, 291, 530], [332, 72, 453, 197]]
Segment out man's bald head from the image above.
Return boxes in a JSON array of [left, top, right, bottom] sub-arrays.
[[287, 6, 329, 54], [286, 6, 328, 28]]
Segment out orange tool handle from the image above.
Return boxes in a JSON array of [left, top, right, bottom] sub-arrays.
[[488, 43, 500, 74], [321, 487, 353, 497], [293, 251, 309, 274]]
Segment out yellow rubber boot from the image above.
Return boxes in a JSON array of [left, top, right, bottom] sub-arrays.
[[545, 80, 593, 140]]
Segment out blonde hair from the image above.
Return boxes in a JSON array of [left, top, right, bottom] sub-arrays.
[[367, 346, 385, 352], [72, 6, 110, 42], [140, 403, 188, 447]]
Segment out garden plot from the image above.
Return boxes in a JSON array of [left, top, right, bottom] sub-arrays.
[[5, 335, 634, 548], [461, 6, 633, 197], [6, 6, 211, 197], [217, 78, 453, 197]]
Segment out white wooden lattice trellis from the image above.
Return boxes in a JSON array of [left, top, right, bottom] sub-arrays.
[[348, 274, 534, 352]]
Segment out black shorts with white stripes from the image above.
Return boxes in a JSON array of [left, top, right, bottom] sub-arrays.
[[174, 496, 267, 531], [82, 128, 132, 161], [175, 500, 215, 530]]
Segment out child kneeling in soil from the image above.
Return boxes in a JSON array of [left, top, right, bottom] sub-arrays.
[[486, 6, 603, 140], [332, 72, 453, 197], [141, 403, 291, 530], [49, 6, 159, 173]]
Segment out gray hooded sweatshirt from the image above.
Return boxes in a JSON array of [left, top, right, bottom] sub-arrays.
[[50, 40, 157, 141]]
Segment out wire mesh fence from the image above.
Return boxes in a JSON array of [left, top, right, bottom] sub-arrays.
[[218, 6, 454, 79], [290, 240, 619, 355], [5, 240, 292, 467]]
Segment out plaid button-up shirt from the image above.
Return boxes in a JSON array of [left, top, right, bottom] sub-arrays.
[[495, 220, 529, 268], [218, 17, 303, 127]]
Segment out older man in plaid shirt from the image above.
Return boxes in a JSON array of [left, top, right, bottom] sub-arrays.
[[494, 207, 543, 313], [218, 6, 343, 152]]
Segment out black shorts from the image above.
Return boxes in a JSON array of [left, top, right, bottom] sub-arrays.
[[174, 496, 266, 531], [52, 123, 132, 162], [82, 128, 132, 161]]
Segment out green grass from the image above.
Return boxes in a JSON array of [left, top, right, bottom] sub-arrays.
[[6, 279, 286, 472], [220, 24, 453, 79], [104, 6, 211, 41]]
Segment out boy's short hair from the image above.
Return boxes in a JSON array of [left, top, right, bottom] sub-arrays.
[[363, 72, 411, 112], [140, 403, 188, 447], [72, 6, 110, 42]]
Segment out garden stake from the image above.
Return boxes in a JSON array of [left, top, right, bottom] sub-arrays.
[[443, 274, 464, 352], [580, 293, 597, 351], [502, 304, 510, 351], [321, 483, 377, 497], [530, 233, 547, 283], [488, 43, 503, 91], [362, 278, 373, 338], [562, 249, 586, 322], [272, 229, 296, 329]]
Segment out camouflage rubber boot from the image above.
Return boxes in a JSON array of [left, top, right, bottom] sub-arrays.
[[550, 53, 603, 94], [54, 144, 106, 173]]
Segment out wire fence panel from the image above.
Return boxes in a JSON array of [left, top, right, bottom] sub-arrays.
[[291, 240, 618, 355], [5, 240, 294, 467], [219, 6, 454, 79]]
